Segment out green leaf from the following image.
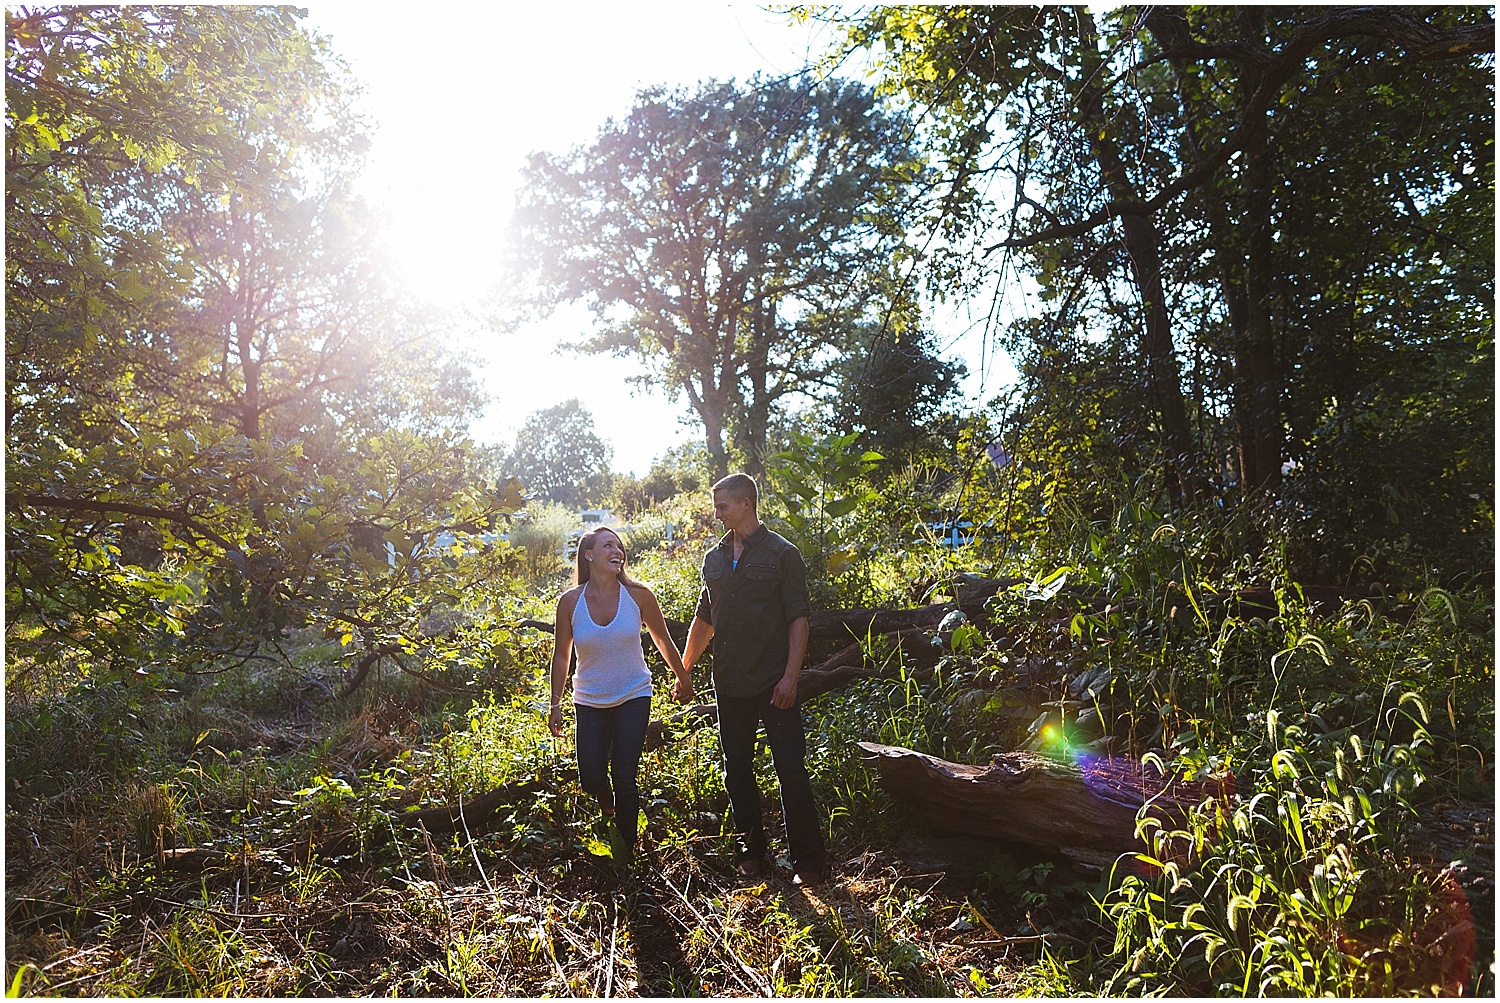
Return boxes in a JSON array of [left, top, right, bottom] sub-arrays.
[[784, 478, 817, 501], [951, 622, 983, 654], [824, 497, 860, 518]]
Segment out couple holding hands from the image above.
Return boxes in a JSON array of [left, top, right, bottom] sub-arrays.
[[547, 473, 827, 885]]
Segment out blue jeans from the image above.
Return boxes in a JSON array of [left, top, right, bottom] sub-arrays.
[[574, 696, 651, 836], [717, 685, 827, 874]]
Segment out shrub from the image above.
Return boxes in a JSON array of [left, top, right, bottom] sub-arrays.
[[507, 502, 579, 581]]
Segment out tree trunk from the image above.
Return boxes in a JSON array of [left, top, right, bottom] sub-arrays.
[[691, 379, 730, 481], [740, 299, 771, 480], [1234, 9, 1283, 497], [1075, 9, 1200, 504], [1146, 7, 1280, 500], [226, 207, 269, 529]]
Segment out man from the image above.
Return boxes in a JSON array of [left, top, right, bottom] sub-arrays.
[[683, 473, 828, 885]]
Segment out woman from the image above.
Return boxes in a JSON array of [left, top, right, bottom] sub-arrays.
[[548, 525, 692, 854]]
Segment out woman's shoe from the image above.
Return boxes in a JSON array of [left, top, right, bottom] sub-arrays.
[[608, 818, 637, 865]]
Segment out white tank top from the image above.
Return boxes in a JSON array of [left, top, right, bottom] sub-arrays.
[[570, 584, 653, 708]]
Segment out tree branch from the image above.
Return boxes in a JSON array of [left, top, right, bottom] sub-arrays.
[[11, 493, 239, 553], [986, 8, 1494, 253]]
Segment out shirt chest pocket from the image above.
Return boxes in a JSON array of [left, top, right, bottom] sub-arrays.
[[738, 563, 780, 608], [704, 564, 726, 601]]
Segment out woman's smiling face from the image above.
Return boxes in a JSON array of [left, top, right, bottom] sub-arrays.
[[590, 529, 625, 574]]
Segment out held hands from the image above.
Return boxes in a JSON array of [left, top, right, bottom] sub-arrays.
[[672, 673, 693, 704], [547, 704, 564, 737]]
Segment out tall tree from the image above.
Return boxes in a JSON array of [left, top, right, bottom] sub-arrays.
[[825, 6, 1204, 498], [506, 75, 923, 478], [825, 277, 966, 467], [502, 399, 613, 509]]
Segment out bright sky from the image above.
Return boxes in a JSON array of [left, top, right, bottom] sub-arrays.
[[303, 3, 1018, 476]]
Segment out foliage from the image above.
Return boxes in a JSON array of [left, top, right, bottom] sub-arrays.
[[813, 4, 1494, 582], [608, 442, 711, 518], [505, 74, 926, 478], [968, 484, 1492, 992], [827, 307, 967, 470], [6, 605, 1020, 998], [764, 430, 884, 606], [5, 6, 515, 690], [1101, 692, 1476, 996], [4, 5, 1493, 1000], [6, 479, 1492, 996]]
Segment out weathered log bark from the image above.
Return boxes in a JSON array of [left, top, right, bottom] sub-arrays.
[[856, 741, 1232, 870], [639, 629, 948, 749], [156, 845, 288, 873], [158, 846, 230, 871], [857, 743, 1494, 881], [512, 577, 1377, 657], [805, 604, 953, 651], [798, 629, 946, 700]]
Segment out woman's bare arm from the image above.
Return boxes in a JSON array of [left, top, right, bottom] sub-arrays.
[[549, 589, 580, 733], [631, 585, 693, 702]]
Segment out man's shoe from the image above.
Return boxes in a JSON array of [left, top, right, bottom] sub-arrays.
[[736, 857, 764, 878], [792, 869, 824, 887]]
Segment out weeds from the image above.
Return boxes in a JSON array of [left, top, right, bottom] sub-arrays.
[[7, 626, 1029, 997], [6, 479, 1492, 996]]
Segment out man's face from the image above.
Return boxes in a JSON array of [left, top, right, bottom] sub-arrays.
[[712, 490, 752, 531]]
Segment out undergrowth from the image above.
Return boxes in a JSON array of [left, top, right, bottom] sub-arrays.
[[5, 622, 1038, 996], [5, 490, 1493, 997]]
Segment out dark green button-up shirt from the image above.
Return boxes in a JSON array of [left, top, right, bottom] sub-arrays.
[[692, 524, 813, 698]]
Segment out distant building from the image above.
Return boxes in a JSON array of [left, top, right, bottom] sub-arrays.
[[578, 508, 614, 527]]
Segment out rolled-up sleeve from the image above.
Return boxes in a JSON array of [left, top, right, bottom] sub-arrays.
[[779, 547, 812, 622], [694, 583, 714, 624]]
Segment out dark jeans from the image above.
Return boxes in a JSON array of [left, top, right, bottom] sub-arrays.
[[717, 684, 827, 874], [575, 696, 651, 836]]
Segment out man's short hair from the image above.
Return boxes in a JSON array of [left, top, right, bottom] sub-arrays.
[[711, 472, 758, 508]]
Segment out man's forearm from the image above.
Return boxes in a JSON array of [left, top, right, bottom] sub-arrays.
[[684, 616, 714, 669], [784, 616, 809, 678]]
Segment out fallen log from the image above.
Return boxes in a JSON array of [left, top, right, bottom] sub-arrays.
[[856, 741, 1232, 870], [798, 628, 946, 701], [156, 845, 310, 873], [857, 742, 1494, 882], [516, 610, 949, 661], [640, 629, 948, 748], [510, 576, 1380, 663], [804, 604, 957, 658]]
